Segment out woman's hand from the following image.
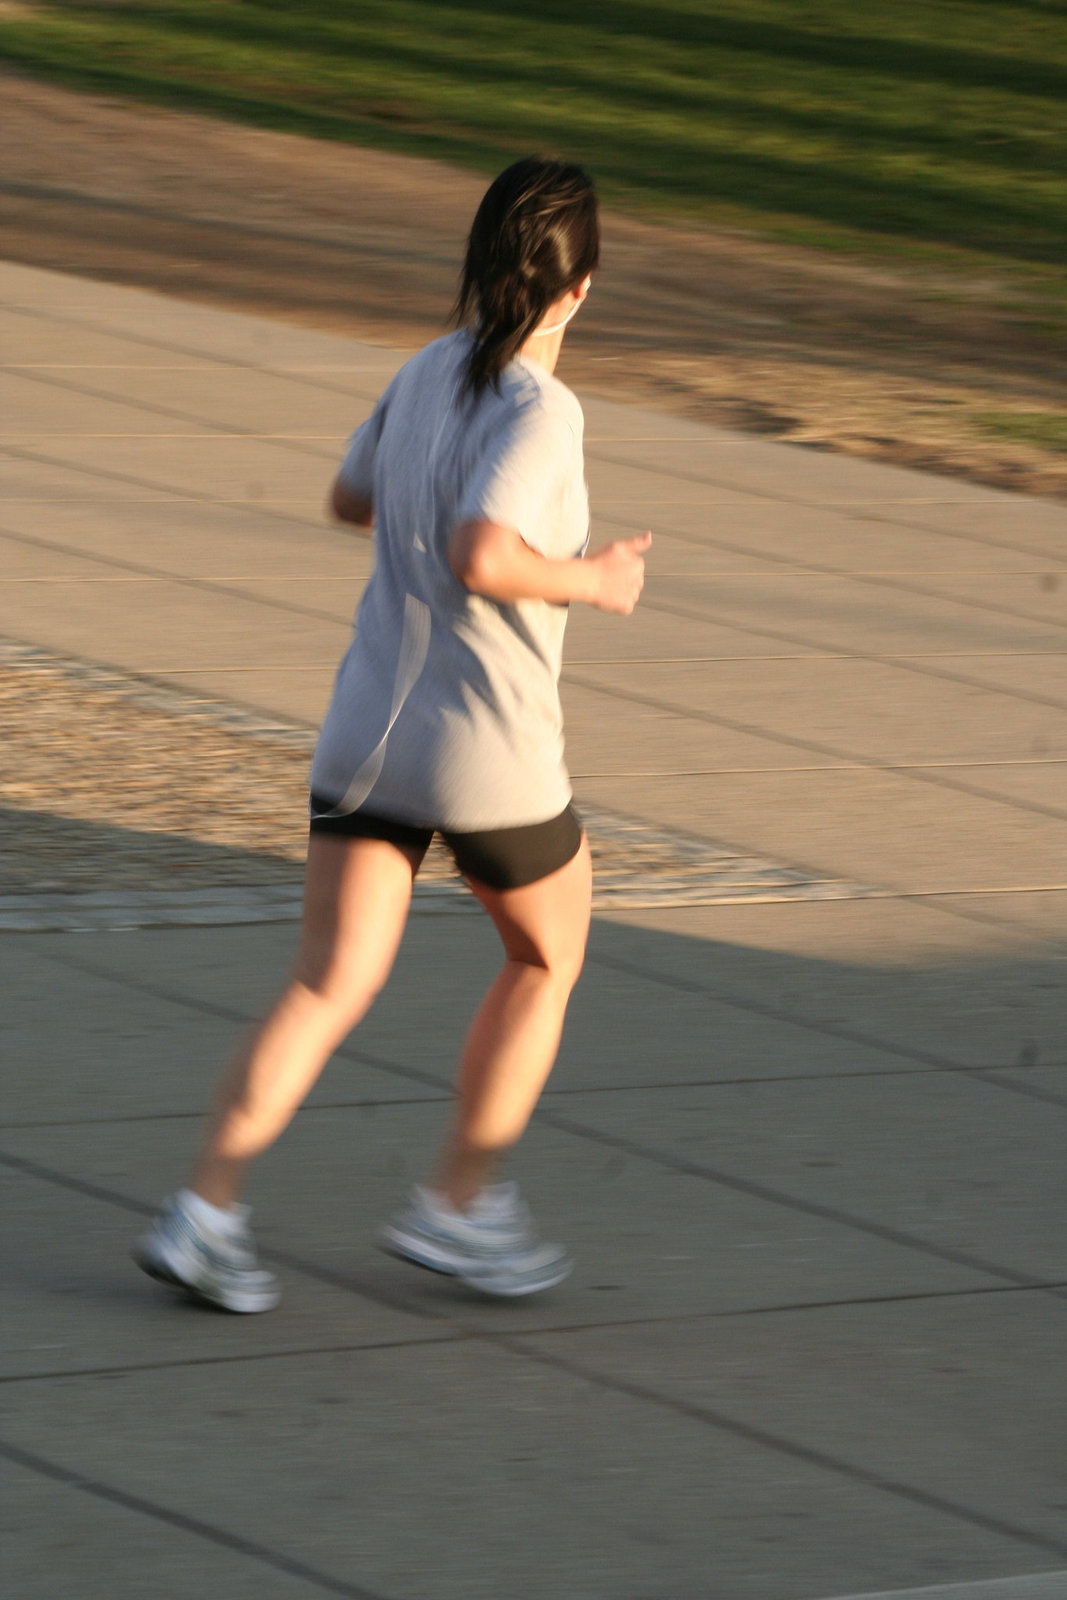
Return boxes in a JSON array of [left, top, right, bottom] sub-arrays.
[[329, 478, 375, 530], [584, 531, 651, 614]]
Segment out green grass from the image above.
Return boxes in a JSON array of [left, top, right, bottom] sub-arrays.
[[973, 411, 1067, 453], [3, 1, 1067, 264]]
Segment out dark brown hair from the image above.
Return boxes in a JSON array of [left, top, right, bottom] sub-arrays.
[[454, 157, 599, 395]]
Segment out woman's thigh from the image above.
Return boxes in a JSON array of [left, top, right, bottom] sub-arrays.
[[466, 834, 593, 978], [295, 832, 426, 999]]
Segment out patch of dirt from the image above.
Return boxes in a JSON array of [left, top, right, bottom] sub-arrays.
[[0, 650, 312, 892], [3, 71, 1067, 499], [0, 647, 464, 896], [3, 649, 838, 912]]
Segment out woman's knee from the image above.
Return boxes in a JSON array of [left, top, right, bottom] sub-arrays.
[[551, 933, 587, 991], [509, 929, 586, 992], [291, 938, 389, 1016]]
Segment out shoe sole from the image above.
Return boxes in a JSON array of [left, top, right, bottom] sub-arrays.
[[458, 1263, 573, 1298], [377, 1228, 572, 1298], [133, 1242, 280, 1315]]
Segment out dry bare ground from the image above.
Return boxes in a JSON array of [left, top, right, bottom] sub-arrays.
[[3, 71, 1066, 498], [3, 650, 813, 915]]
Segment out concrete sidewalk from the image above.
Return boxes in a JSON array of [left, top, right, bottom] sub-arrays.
[[2, 260, 1066, 1600]]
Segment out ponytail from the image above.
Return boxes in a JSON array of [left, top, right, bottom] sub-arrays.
[[454, 157, 599, 396]]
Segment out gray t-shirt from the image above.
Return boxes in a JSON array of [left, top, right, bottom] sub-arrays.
[[310, 330, 589, 830]]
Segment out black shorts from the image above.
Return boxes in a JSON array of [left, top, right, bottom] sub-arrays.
[[308, 796, 583, 892]]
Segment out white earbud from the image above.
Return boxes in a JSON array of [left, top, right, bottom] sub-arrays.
[[536, 278, 592, 337]]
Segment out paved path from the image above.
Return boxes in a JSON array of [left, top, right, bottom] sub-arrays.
[[2, 260, 1066, 1600]]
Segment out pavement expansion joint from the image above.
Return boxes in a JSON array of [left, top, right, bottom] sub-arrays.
[[3, 637, 878, 930], [812, 1573, 1067, 1600], [0, 1438, 394, 1600]]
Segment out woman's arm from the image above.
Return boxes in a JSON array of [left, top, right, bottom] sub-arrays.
[[449, 521, 650, 614], [329, 478, 375, 531]]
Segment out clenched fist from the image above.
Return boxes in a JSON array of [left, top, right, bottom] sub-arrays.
[[585, 531, 652, 614]]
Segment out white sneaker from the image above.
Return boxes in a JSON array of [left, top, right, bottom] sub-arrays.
[[378, 1182, 573, 1297], [134, 1194, 280, 1313]]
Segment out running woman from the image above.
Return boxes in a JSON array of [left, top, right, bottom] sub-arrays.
[[135, 157, 650, 1310]]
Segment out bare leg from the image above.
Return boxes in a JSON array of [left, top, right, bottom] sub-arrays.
[[432, 836, 592, 1210], [190, 833, 422, 1207]]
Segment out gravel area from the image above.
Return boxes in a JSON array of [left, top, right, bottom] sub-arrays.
[[2, 643, 871, 923], [2, 646, 313, 893], [1, 644, 463, 898]]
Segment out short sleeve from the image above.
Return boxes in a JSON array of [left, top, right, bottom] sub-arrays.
[[335, 387, 392, 499], [458, 400, 577, 558]]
